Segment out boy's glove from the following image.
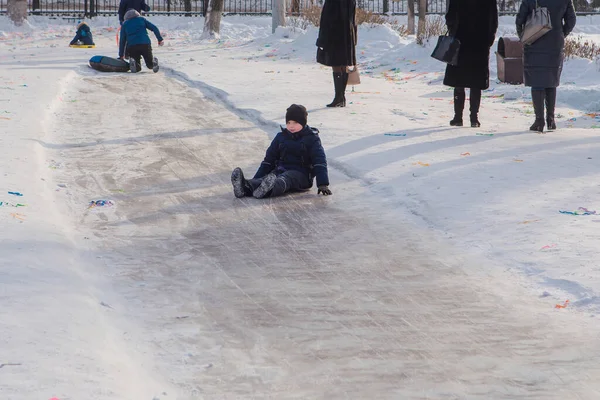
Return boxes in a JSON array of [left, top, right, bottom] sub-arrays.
[[158, 40, 164, 46], [317, 185, 332, 196]]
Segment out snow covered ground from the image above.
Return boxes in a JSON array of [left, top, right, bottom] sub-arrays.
[[2, 14, 600, 399]]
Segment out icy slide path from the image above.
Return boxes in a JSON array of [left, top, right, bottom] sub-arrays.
[[0, 42, 598, 399], [27, 68, 600, 399]]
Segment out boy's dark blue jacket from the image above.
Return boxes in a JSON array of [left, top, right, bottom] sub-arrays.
[[118, 15, 163, 58], [118, 0, 150, 24], [254, 125, 329, 187], [70, 23, 94, 45]]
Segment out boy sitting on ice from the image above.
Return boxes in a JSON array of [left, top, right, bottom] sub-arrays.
[[231, 104, 332, 199], [69, 21, 95, 46], [118, 9, 164, 73]]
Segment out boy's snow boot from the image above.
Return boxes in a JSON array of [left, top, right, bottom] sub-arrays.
[[231, 167, 253, 198], [530, 89, 546, 133], [129, 58, 138, 73], [450, 88, 465, 126], [152, 57, 159, 73], [327, 72, 346, 108], [545, 87, 557, 130], [470, 89, 482, 127], [253, 173, 277, 199]]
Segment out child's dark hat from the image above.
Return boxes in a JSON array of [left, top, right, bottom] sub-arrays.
[[286, 104, 308, 127]]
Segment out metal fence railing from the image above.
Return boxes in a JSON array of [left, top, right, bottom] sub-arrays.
[[0, 0, 597, 17]]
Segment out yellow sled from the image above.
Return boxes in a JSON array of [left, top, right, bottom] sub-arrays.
[[70, 44, 96, 48]]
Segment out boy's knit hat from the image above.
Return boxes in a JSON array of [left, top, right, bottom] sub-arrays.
[[124, 9, 141, 21], [285, 104, 308, 127]]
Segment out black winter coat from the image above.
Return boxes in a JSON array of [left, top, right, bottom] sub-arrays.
[[254, 126, 330, 187], [316, 0, 357, 67], [118, 0, 150, 23], [443, 0, 498, 90], [516, 0, 576, 88]]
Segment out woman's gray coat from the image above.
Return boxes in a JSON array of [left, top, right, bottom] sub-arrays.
[[516, 0, 576, 88]]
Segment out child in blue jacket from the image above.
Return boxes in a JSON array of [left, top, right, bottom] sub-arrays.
[[118, 9, 164, 73], [231, 104, 332, 199], [69, 21, 95, 46]]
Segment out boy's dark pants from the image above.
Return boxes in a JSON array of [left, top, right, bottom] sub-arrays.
[[128, 44, 154, 71], [248, 170, 311, 198]]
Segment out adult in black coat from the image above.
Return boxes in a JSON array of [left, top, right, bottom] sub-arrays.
[[516, 0, 576, 132], [316, 0, 357, 108], [118, 0, 150, 25], [444, 0, 498, 127]]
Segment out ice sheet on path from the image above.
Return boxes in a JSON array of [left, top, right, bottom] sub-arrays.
[[30, 63, 600, 398]]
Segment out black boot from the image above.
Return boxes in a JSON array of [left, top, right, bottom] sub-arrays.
[[326, 72, 346, 108], [253, 173, 277, 199], [530, 89, 546, 133], [231, 167, 254, 198], [450, 88, 465, 126], [341, 71, 348, 105], [545, 88, 557, 130], [470, 89, 482, 127]]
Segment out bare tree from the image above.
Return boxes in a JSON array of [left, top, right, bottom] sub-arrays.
[[202, 0, 224, 39], [574, 0, 592, 10], [7, 0, 27, 26], [290, 0, 300, 14], [417, 0, 426, 41], [407, 0, 415, 35], [272, 0, 286, 33]]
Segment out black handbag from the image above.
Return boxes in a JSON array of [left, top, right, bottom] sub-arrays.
[[431, 34, 461, 66]]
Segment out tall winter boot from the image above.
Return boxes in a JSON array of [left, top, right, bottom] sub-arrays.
[[530, 89, 546, 133], [470, 89, 482, 127], [450, 88, 465, 126], [545, 88, 557, 130], [326, 72, 346, 108]]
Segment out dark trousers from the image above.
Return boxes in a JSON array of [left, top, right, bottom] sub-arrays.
[[247, 170, 311, 198], [127, 44, 154, 71]]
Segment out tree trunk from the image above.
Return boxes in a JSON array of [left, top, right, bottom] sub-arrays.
[[417, 0, 426, 43], [407, 0, 415, 35], [32, 0, 40, 14], [201, 0, 224, 39], [290, 0, 300, 14], [272, 0, 286, 34], [7, 0, 27, 26], [574, 0, 591, 11]]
